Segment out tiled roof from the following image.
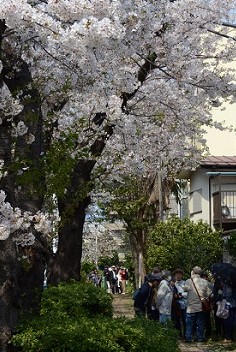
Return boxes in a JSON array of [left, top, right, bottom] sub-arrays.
[[201, 156, 236, 167]]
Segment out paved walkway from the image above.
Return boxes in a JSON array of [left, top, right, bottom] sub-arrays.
[[112, 294, 236, 352], [112, 293, 135, 318]]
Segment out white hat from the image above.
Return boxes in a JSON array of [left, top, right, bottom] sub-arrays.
[[192, 266, 202, 275]]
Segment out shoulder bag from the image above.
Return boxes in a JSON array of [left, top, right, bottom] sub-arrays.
[[191, 278, 211, 312]]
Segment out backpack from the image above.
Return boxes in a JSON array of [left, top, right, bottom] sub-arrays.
[[132, 288, 141, 300]]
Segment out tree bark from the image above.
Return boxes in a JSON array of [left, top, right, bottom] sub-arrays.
[[48, 122, 114, 284], [47, 159, 95, 284], [0, 236, 20, 352], [0, 23, 47, 349], [129, 230, 146, 289]]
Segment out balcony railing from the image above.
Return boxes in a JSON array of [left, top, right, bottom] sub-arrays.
[[213, 191, 236, 231]]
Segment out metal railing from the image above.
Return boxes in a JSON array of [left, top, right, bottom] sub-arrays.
[[213, 191, 236, 225]]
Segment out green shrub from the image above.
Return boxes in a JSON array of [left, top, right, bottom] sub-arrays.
[[12, 317, 179, 352], [225, 232, 236, 257], [40, 281, 113, 319], [11, 282, 179, 352], [146, 217, 223, 275]]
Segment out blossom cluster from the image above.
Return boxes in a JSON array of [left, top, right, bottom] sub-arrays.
[[0, 191, 59, 244], [0, 0, 236, 243]]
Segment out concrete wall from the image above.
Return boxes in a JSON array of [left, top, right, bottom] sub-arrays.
[[189, 168, 210, 223], [205, 103, 236, 155]]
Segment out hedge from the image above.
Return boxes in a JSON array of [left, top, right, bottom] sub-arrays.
[[11, 282, 179, 352]]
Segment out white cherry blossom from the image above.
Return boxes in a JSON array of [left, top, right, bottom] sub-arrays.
[[0, 0, 236, 243]]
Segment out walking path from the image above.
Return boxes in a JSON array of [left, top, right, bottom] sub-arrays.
[[112, 294, 236, 352], [112, 293, 134, 318]]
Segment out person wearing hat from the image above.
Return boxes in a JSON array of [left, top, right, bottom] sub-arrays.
[[134, 274, 160, 317], [156, 270, 174, 323], [184, 266, 212, 343], [146, 273, 162, 321], [172, 269, 187, 339], [144, 266, 161, 282]]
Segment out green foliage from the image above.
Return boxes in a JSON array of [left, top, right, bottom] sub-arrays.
[[102, 175, 158, 234], [80, 261, 98, 283], [225, 232, 236, 258], [146, 217, 223, 275], [44, 129, 94, 220], [98, 251, 120, 269], [39, 282, 113, 319], [12, 317, 179, 352], [11, 282, 179, 352], [81, 261, 97, 274], [44, 131, 79, 199], [6, 155, 45, 197]]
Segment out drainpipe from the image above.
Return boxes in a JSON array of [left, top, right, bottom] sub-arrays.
[[209, 176, 212, 228], [219, 175, 222, 231]]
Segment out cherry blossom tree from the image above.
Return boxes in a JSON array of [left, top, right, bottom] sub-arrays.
[[0, 0, 236, 346], [82, 220, 125, 265]]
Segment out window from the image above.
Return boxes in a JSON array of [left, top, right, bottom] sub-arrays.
[[189, 189, 202, 214]]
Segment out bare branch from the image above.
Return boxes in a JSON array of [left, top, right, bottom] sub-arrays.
[[33, 38, 76, 71], [205, 27, 236, 42], [221, 22, 236, 30]]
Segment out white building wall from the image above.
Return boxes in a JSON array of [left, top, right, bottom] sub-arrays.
[[189, 170, 236, 228], [204, 54, 236, 155], [189, 169, 210, 224], [205, 103, 236, 155]]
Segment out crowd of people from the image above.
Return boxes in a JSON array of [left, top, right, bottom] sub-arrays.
[[88, 265, 129, 294], [134, 266, 236, 343]]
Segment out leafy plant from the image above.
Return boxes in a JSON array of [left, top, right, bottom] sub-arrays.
[[146, 217, 223, 275], [224, 232, 236, 258], [39, 281, 113, 319], [11, 282, 179, 352], [98, 251, 120, 269]]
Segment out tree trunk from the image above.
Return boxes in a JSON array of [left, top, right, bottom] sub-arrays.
[[0, 236, 20, 352], [1, 48, 46, 298], [0, 23, 47, 349], [47, 160, 95, 285], [47, 200, 89, 284], [47, 124, 114, 285], [129, 232, 146, 289]]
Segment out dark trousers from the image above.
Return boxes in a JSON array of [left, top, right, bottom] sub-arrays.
[[214, 307, 224, 338], [204, 310, 212, 338], [223, 307, 236, 340], [186, 311, 205, 342], [147, 306, 159, 321], [173, 308, 186, 338], [110, 281, 117, 294]]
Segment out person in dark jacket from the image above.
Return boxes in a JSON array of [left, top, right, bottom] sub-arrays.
[[221, 282, 236, 342], [147, 273, 162, 321], [134, 274, 160, 317]]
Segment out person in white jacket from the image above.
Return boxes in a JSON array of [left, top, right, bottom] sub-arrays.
[[156, 270, 173, 323]]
